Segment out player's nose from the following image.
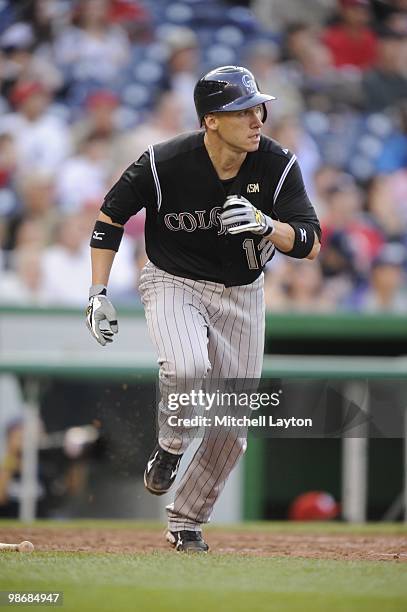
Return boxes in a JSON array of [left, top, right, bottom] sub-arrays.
[[250, 111, 263, 128]]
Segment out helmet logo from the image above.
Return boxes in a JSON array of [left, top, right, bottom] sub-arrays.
[[242, 74, 257, 94]]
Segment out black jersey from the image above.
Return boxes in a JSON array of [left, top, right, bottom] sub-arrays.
[[101, 131, 321, 287]]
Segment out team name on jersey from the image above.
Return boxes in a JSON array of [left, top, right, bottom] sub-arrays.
[[247, 183, 259, 193], [164, 206, 227, 235]]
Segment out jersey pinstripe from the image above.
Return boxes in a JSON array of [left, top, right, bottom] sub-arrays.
[[139, 261, 264, 530]]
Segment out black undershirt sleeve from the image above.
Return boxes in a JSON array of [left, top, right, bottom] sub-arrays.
[[100, 151, 155, 225], [273, 158, 321, 242]]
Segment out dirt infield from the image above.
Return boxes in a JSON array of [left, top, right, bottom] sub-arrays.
[[0, 526, 406, 561]]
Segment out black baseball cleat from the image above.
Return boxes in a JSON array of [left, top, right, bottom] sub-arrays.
[[144, 444, 183, 495], [166, 530, 209, 553]]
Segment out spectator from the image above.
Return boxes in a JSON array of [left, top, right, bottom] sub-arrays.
[[283, 23, 362, 112], [114, 90, 186, 170], [56, 132, 113, 213], [265, 257, 336, 312], [257, 0, 335, 30], [322, 0, 378, 70], [0, 22, 63, 95], [18, 0, 59, 45], [371, 1, 407, 32], [41, 212, 136, 305], [264, 257, 293, 312], [375, 102, 407, 173], [0, 132, 20, 220], [270, 115, 321, 199], [320, 180, 384, 305], [0, 0, 405, 313], [282, 259, 337, 312], [161, 26, 201, 130], [12, 217, 48, 253], [299, 42, 334, 81], [53, 0, 131, 85], [264, 254, 337, 312], [40, 212, 93, 306], [283, 22, 321, 63], [358, 243, 407, 312], [0, 81, 71, 175], [0, 247, 46, 305], [312, 165, 349, 218], [362, 27, 407, 112], [366, 174, 407, 241], [15, 172, 58, 246], [383, 10, 407, 35], [71, 89, 121, 148], [245, 40, 304, 120], [108, 0, 153, 44], [17, 171, 56, 219]]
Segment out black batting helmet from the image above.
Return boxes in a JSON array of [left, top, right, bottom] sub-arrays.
[[194, 65, 275, 126]]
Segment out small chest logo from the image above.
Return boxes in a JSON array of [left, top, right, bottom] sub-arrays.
[[247, 183, 259, 193]]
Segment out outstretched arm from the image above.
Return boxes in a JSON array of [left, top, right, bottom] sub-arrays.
[[86, 154, 153, 346], [87, 213, 124, 346]]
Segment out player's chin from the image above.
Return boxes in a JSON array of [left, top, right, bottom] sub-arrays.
[[246, 137, 261, 151]]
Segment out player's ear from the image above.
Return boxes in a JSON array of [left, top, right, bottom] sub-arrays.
[[204, 113, 218, 131]]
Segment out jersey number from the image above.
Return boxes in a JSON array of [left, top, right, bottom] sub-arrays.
[[243, 238, 275, 270]]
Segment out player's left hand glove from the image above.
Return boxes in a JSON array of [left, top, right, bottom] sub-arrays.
[[220, 195, 275, 236], [86, 285, 118, 346]]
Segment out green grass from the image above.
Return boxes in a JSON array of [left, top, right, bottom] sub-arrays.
[[0, 521, 406, 612], [1, 553, 406, 612]]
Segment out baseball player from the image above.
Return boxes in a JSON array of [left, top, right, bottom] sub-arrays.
[[86, 66, 321, 553]]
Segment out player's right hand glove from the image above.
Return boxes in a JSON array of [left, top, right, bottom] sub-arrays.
[[86, 285, 118, 346], [220, 195, 275, 236]]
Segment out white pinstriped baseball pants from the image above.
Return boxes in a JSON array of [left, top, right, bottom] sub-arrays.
[[139, 261, 265, 531]]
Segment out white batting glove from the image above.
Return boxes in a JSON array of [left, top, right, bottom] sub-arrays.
[[220, 195, 275, 236], [86, 285, 118, 346]]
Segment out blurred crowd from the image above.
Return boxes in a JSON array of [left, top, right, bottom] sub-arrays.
[[0, 0, 406, 313]]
